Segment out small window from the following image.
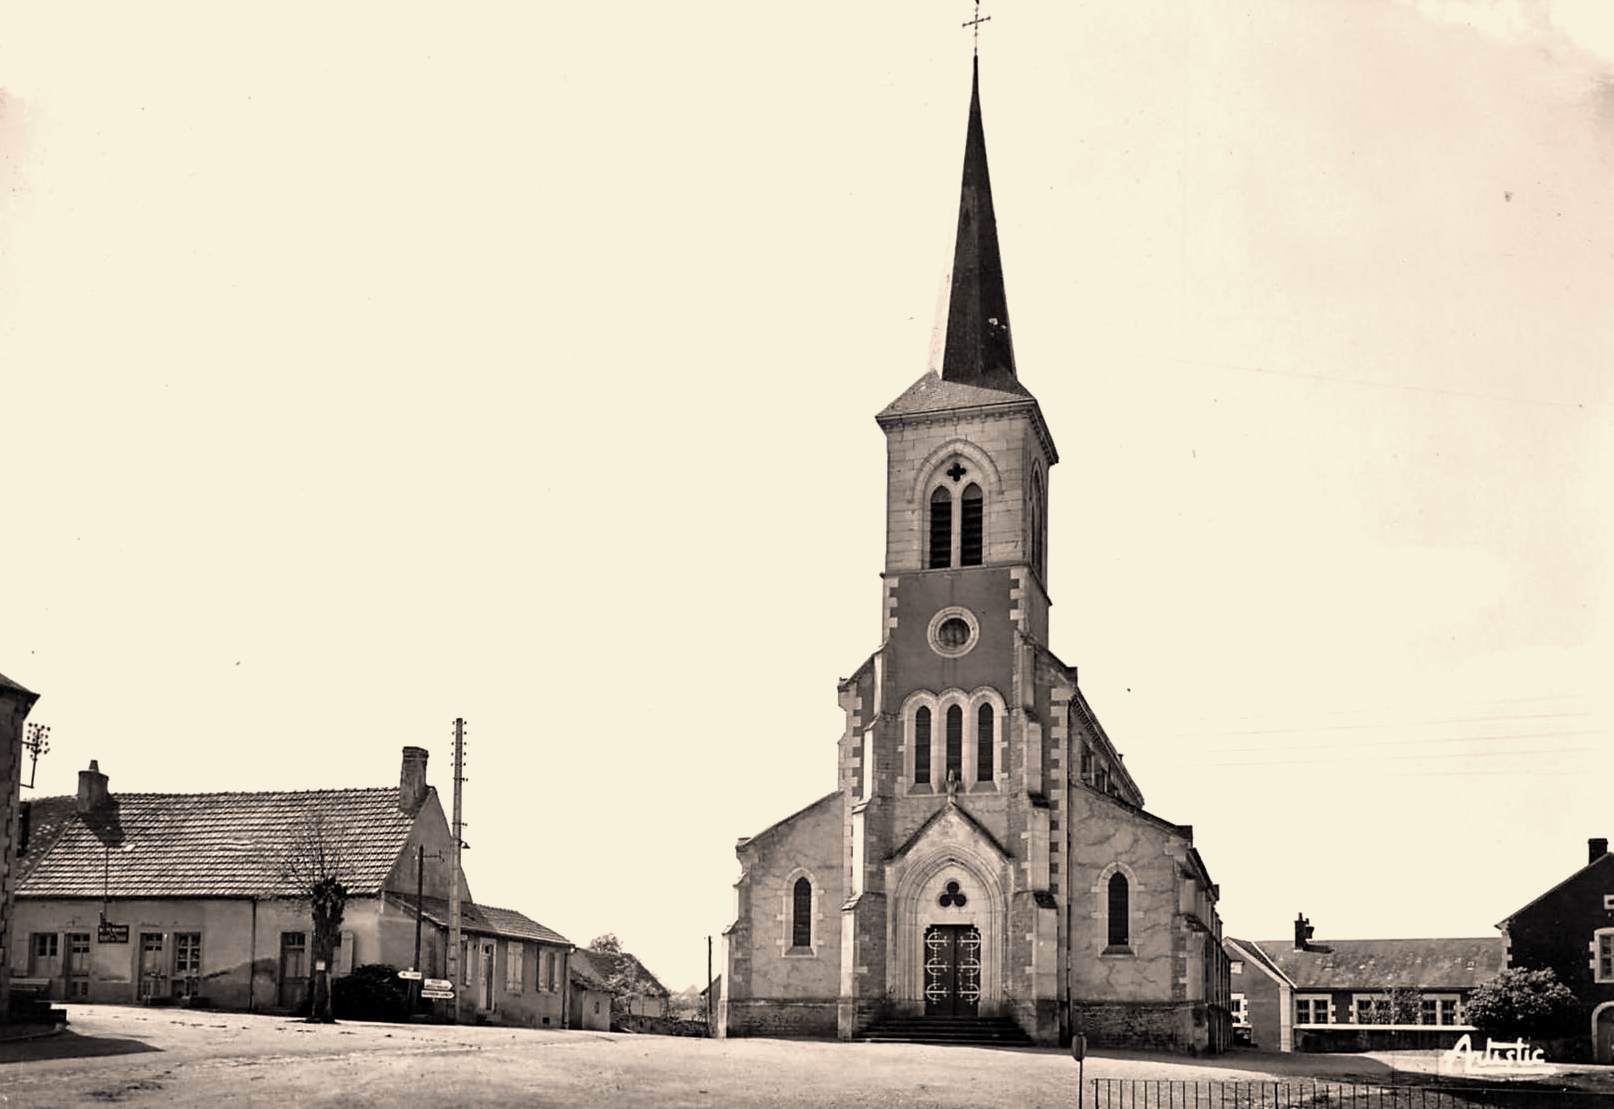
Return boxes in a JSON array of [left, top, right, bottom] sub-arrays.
[[1107, 872, 1129, 947], [1230, 960, 1244, 975], [960, 483, 983, 566], [1596, 930, 1614, 984], [914, 707, 932, 785], [1421, 995, 1462, 1026], [928, 487, 952, 569], [792, 876, 812, 948], [976, 704, 994, 781], [1231, 993, 1248, 1025], [1296, 996, 1331, 1024], [174, 933, 202, 976], [945, 705, 963, 782], [33, 933, 58, 959]]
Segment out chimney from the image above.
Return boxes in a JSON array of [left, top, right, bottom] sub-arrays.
[[1590, 838, 1609, 865], [76, 759, 110, 813], [1294, 913, 1314, 952], [399, 746, 429, 813]]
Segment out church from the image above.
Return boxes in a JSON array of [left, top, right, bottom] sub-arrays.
[[717, 58, 1233, 1053]]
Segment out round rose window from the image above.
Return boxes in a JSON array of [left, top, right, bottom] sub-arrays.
[[936, 618, 972, 650]]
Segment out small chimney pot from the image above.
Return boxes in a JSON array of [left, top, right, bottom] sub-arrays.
[[1590, 838, 1609, 865], [1294, 913, 1314, 952], [400, 746, 430, 813]]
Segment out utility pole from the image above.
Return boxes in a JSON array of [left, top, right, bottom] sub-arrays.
[[706, 935, 714, 1035], [411, 844, 424, 1014], [447, 717, 467, 1023]]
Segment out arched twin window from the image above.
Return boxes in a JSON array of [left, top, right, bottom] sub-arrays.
[[928, 478, 985, 569], [792, 877, 812, 948], [1107, 872, 1130, 948]]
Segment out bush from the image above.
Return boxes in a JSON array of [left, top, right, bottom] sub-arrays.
[[1462, 968, 1578, 1040], [332, 964, 413, 1022]]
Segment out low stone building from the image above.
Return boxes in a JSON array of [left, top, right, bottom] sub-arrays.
[[1225, 916, 1503, 1052], [567, 951, 612, 1031], [9, 749, 571, 1029], [572, 946, 670, 1020], [1497, 837, 1614, 1063]]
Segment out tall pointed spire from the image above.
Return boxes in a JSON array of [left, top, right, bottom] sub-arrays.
[[941, 55, 1016, 384]]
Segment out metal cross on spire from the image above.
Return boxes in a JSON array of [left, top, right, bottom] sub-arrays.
[[962, 1, 991, 56]]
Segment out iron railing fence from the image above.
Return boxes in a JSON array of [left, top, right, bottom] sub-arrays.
[[1086, 1079, 1613, 1109]]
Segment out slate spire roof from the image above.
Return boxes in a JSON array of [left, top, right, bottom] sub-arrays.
[[941, 56, 1016, 387]]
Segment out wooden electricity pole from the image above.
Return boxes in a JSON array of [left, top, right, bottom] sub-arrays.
[[447, 717, 467, 1023]]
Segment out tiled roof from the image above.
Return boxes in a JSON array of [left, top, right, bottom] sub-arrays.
[[18, 788, 419, 899], [390, 893, 571, 948], [1254, 937, 1505, 990], [572, 947, 670, 997], [876, 369, 1036, 422], [1225, 938, 1295, 987], [569, 949, 613, 991], [16, 795, 79, 884]]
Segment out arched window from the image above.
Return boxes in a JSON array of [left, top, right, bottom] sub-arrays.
[[929, 487, 953, 569], [945, 705, 963, 782], [914, 707, 932, 785], [977, 704, 994, 781], [1107, 872, 1130, 948], [792, 877, 812, 948], [960, 483, 983, 566]]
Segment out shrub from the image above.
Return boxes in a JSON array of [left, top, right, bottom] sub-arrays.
[[1462, 968, 1578, 1040], [332, 964, 412, 1023]]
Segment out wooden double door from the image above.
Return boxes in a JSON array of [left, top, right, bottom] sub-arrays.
[[923, 924, 981, 1017]]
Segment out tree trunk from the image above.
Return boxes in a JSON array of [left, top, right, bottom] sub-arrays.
[[307, 877, 347, 1023]]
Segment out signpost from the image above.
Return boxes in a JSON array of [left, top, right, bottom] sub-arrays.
[[397, 970, 423, 982], [1070, 1031, 1087, 1108], [424, 978, 452, 991], [421, 988, 454, 1000]]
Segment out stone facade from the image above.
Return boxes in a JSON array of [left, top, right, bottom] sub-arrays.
[[1499, 839, 1614, 1063], [719, 63, 1230, 1053]]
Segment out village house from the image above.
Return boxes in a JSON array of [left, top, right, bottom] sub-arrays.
[[8, 748, 572, 1029], [0, 670, 42, 1024], [1224, 915, 1503, 1053], [566, 951, 613, 1032], [1497, 837, 1614, 1063], [572, 945, 670, 1020]]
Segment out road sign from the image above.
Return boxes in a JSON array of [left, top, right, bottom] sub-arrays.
[[397, 970, 423, 981], [1070, 1032, 1087, 1061], [97, 923, 129, 944], [421, 988, 454, 1000], [424, 978, 452, 990]]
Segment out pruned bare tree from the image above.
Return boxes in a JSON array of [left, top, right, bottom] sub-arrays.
[[279, 810, 353, 1024]]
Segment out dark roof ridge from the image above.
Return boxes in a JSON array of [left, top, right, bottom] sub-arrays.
[[77, 785, 404, 799]]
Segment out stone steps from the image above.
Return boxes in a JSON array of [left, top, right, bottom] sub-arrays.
[[856, 1015, 1034, 1046]]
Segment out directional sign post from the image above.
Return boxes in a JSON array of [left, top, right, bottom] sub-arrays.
[[397, 969, 423, 981], [424, 978, 452, 991], [421, 988, 454, 1000]]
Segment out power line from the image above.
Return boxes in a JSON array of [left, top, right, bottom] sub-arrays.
[[1189, 728, 1602, 757]]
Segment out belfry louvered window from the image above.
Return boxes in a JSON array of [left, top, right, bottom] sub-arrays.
[[977, 704, 994, 781], [945, 705, 963, 782], [792, 877, 812, 948], [960, 483, 983, 566], [1107, 872, 1130, 947], [914, 707, 932, 785], [929, 487, 953, 569]]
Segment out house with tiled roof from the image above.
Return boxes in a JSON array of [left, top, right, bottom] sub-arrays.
[[571, 945, 671, 1021], [1224, 914, 1503, 1052], [9, 748, 575, 1029]]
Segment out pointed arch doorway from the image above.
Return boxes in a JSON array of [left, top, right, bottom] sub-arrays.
[[923, 923, 981, 1017]]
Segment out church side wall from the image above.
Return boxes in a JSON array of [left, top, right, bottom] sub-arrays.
[[1066, 789, 1218, 1052], [723, 797, 844, 1039]]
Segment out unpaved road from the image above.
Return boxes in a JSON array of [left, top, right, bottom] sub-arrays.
[[2, 1006, 1610, 1108]]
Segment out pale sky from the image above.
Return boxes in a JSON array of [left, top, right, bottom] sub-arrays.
[[3, 2, 1611, 992]]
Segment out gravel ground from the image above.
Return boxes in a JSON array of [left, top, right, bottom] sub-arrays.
[[2, 1006, 1610, 1108]]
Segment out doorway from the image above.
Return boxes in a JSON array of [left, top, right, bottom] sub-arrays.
[[922, 924, 981, 1017], [481, 942, 496, 1010], [138, 933, 166, 1001], [1595, 1003, 1614, 1065], [279, 932, 309, 1010]]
